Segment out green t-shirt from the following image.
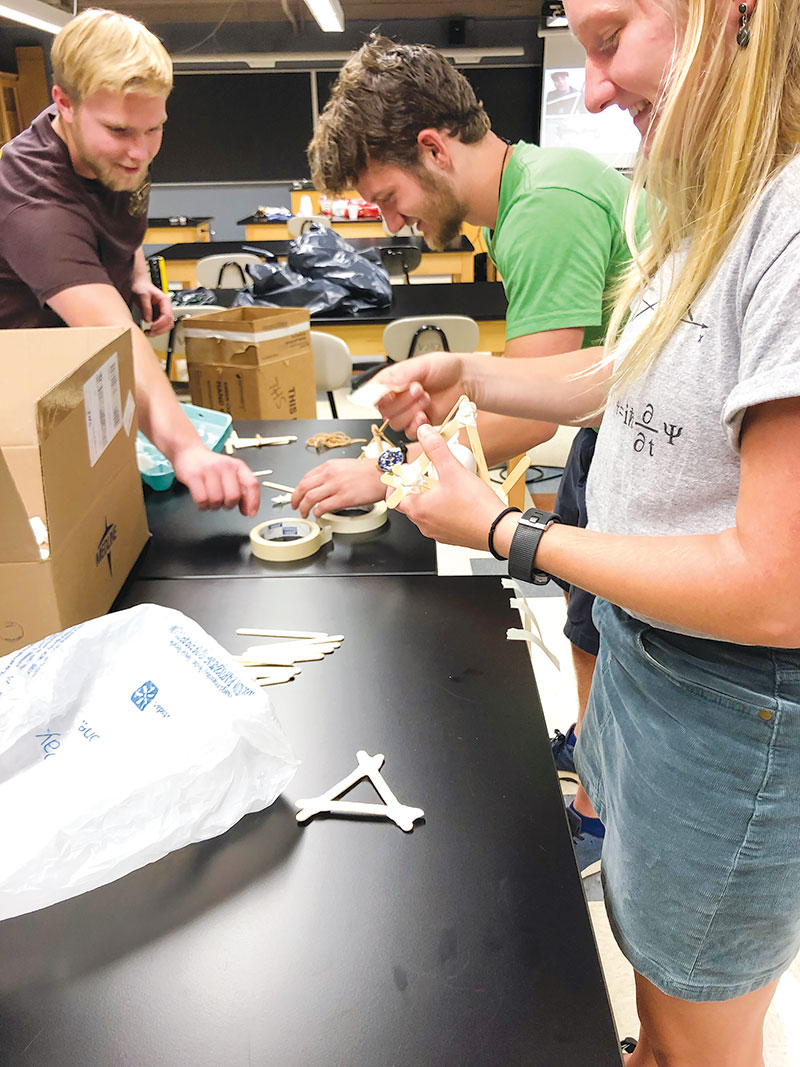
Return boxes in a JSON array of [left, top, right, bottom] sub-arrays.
[[483, 143, 648, 347]]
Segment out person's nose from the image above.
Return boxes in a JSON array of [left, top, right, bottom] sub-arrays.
[[126, 135, 151, 163], [381, 207, 405, 234], [583, 57, 616, 114]]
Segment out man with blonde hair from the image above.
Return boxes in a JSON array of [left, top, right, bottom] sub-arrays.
[[0, 8, 259, 516]]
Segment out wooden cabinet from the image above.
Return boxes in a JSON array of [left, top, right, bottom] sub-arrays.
[[0, 73, 22, 147]]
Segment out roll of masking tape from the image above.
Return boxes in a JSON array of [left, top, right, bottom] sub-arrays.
[[250, 517, 333, 561], [319, 501, 388, 534]]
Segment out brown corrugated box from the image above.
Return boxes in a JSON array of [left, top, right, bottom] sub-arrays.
[[0, 327, 150, 654], [183, 306, 316, 420]]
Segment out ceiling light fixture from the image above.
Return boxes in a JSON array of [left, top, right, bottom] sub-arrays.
[[303, 0, 344, 33], [0, 0, 71, 34]]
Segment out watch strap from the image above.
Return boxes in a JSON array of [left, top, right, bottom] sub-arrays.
[[507, 507, 561, 585]]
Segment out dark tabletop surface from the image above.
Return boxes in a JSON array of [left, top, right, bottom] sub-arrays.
[[156, 234, 473, 259], [147, 216, 213, 227], [206, 282, 508, 325], [0, 575, 621, 1067], [132, 420, 437, 579]]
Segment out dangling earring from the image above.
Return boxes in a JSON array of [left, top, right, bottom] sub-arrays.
[[737, 3, 751, 47]]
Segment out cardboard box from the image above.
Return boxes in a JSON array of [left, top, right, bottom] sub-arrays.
[[183, 306, 317, 420], [0, 327, 150, 654]]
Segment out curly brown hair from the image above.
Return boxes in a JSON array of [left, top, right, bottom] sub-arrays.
[[308, 34, 491, 193]]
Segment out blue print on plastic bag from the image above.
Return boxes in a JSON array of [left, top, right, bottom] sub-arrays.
[[131, 680, 159, 710]]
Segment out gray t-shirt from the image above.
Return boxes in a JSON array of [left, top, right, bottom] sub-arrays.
[[586, 153, 800, 634]]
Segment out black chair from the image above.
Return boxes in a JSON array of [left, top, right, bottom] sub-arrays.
[[379, 244, 423, 285]]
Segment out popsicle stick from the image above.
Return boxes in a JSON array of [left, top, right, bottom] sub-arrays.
[[236, 629, 340, 640], [501, 455, 530, 497], [261, 480, 297, 493], [465, 423, 491, 484], [250, 469, 274, 477]]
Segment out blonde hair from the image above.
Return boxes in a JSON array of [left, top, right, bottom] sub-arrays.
[[604, 0, 800, 395], [51, 8, 172, 102]]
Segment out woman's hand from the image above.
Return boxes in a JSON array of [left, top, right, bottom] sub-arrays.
[[373, 353, 468, 437], [392, 424, 514, 551]]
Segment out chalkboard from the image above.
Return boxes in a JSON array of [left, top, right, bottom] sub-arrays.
[[317, 65, 541, 147], [152, 72, 314, 183], [152, 66, 539, 184], [463, 68, 541, 145]]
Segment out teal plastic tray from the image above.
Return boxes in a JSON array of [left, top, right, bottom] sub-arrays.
[[136, 403, 233, 491]]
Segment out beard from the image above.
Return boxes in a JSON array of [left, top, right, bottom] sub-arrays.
[[71, 122, 149, 193], [416, 169, 469, 251]]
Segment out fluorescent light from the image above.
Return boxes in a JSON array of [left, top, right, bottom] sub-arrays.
[[303, 0, 344, 33], [0, 0, 71, 34]]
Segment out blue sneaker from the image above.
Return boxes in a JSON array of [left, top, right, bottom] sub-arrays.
[[551, 722, 578, 780], [565, 798, 603, 879]]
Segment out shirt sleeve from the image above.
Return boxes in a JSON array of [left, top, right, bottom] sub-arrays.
[[722, 230, 800, 450], [0, 202, 114, 307], [497, 186, 614, 342]]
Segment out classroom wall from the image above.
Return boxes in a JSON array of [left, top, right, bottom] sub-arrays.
[[1, 15, 542, 246], [146, 16, 541, 243], [146, 183, 290, 245]]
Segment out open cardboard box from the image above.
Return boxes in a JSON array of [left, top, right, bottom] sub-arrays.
[[183, 306, 317, 420], [0, 327, 150, 654]]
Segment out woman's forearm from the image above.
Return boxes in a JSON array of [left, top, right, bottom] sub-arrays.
[[463, 346, 610, 426]]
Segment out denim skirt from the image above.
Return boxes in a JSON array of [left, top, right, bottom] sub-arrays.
[[575, 599, 800, 1001]]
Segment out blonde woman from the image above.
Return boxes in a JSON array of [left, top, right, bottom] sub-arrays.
[[373, 0, 800, 1062]]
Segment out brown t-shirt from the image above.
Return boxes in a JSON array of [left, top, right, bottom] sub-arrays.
[[0, 106, 148, 328]]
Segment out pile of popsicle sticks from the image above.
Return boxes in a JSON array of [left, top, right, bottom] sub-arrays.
[[234, 627, 343, 686]]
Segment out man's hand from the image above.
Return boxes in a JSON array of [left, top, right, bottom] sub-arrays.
[[132, 277, 174, 336], [291, 459, 385, 518], [171, 445, 261, 517]]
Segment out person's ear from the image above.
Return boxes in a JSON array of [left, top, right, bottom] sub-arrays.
[[416, 128, 451, 169], [52, 84, 77, 125]]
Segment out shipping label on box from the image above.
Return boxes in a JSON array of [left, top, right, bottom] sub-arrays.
[[183, 307, 317, 420]]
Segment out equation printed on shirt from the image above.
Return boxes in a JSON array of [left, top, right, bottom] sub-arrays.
[[613, 399, 683, 457]]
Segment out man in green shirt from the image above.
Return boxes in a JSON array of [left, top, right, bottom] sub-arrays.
[[292, 35, 647, 873]]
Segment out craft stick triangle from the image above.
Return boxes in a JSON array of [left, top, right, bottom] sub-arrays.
[[381, 395, 500, 508], [295, 750, 424, 832]]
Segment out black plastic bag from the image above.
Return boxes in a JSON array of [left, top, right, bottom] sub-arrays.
[[288, 226, 392, 311], [241, 260, 350, 317], [171, 287, 219, 308]]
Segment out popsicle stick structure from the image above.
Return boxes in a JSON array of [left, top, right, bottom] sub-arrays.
[[379, 395, 528, 509], [359, 420, 394, 461], [225, 429, 298, 453], [295, 750, 424, 832]]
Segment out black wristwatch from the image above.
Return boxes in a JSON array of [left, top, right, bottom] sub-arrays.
[[507, 507, 562, 585]]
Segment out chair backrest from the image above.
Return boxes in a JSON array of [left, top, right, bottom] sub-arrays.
[[195, 253, 264, 288], [287, 214, 332, 238], [310, 331, 353, 392], [382, 315, 480, 361], [381, 218, 419, 237], [379, 245, 423, 283]]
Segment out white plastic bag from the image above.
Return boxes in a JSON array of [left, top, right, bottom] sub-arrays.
[[0, 604, 298, 921]]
